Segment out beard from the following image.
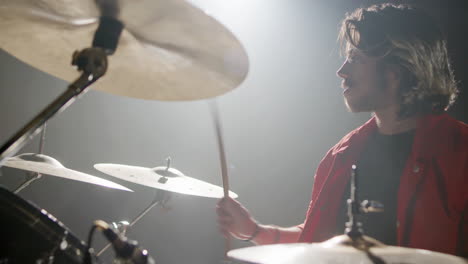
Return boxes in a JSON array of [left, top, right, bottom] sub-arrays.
[[344, 92, 381, 112], [343, 70, 390, 113]]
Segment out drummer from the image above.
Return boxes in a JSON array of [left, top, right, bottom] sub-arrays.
[[217, 3, 468, 258]]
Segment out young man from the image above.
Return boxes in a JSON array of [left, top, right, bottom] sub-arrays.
[[216, 3, 468, 257]]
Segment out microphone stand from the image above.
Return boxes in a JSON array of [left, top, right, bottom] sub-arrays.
[[96, 190, 171, 257]]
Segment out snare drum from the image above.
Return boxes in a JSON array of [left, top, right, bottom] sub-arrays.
[[0, 185, 87, 263]]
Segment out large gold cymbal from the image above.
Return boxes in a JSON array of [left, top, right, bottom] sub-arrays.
[[0, 0, 249, 101]]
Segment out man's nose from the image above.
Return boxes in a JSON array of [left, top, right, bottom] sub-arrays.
[[336, 61, 349, 79]]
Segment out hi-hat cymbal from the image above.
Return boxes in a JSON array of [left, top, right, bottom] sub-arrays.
[[4, 153, 133, 192], [94, 163, 237, 198], [0, 0, 249, 101], [228, 235, 467, 264]]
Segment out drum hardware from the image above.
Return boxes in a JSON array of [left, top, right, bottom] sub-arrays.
[[6, 122, 132, 192], [94, 156, 237, 261], [342, 164, 386, 263], [0, 1, 123, 166], [112, 220, 131, 236], [96, 189, 171, 257], [344, 165, 385, 241], [37, 229, 69, 264], [85, 219, 155, 264], [13, 123, 47, 194], [8, 122, 132, 193], [157, 157, 173, 184]]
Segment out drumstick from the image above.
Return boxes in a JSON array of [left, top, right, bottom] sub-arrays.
[[210, 101, 230, 197], [209, 101, 231, 259]]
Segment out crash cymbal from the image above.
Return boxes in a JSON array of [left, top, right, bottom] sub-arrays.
[[4, 153, 133, 192], [0, 0, 249, 101], [94, 163, 237, 198], [228, 235, 467, 264]]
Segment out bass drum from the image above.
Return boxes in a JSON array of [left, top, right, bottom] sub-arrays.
[[0, 185, 87, 263]]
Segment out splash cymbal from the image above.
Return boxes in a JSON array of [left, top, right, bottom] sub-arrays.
[[94, 163, 237, 198], [4, 153, 133, 192], [0, 0, 249, 101]]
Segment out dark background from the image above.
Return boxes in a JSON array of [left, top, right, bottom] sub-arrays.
[[0, 0, 466, 263]]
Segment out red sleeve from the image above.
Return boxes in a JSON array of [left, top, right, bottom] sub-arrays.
[[300, 146, 337, 227], [459, 157, 468, 258], [460, 203, 468, 258]]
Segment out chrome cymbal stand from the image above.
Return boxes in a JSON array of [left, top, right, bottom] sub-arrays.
[[345, 165, 385, 240], [345, 165, 386, 264], [345, 165, 364, 239], [13, 123, 47, 193]]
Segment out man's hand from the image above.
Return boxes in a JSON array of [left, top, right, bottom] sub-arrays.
[[216, 197, 258, 240]]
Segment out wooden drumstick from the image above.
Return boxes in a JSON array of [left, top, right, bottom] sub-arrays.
[[209, 101, 231, 259]]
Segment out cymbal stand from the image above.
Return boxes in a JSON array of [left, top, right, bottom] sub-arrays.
[[345, 165, 386, 264], [345, 165, 363, 239], [0, 48, 107, 168], [0, 14, 124, 167], [345, 165, 384, 239], [13, 123, 47, 194], [96, 190, 171, 257]]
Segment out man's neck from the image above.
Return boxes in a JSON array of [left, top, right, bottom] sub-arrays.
[[374, 108, 420, 135]]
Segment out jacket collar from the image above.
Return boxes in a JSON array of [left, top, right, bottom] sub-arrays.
[[333, 113, 453, 159], [412, 113, 456, 159], [332, 116, 377, 156]]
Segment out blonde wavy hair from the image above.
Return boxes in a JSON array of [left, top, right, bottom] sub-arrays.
[[338, 4, 458, 117]]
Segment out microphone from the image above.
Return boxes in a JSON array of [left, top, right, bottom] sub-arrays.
[[97, 220, 155, 264]]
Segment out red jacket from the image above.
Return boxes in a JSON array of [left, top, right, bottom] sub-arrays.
[[298, 113, 468, 257]]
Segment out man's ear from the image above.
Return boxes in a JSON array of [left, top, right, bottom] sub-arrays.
[[386, 64, 402, 82], [385, 64, 402, 90]]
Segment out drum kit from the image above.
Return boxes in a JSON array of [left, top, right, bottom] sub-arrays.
[[0, 0, 466, 263]]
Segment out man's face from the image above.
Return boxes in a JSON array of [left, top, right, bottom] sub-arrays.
[[336, 48, 398, 113]]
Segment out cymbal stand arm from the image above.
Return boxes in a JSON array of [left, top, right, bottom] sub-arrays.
[[128, 191, 168, 227], [38, 122, 47, 154], [0, 49, 107, 167], [13, 172, 41, 194], [13, 124, 47, 193], [96, 190, 170, 257], [0, 10, 124, 167]]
